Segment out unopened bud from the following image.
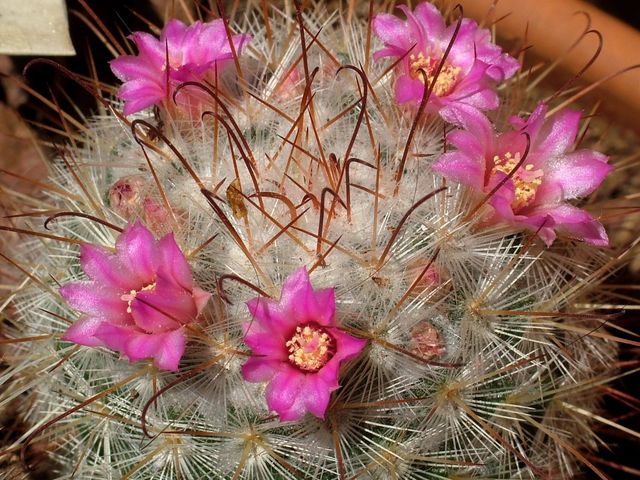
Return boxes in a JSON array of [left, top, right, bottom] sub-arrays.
[[409, 259, 442, 289], [142, 198, 172, 236], [108, 175, 149, 220], [410, 321, 445, 360]]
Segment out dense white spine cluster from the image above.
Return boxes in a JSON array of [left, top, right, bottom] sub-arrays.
[[0, 2, 625, 479]]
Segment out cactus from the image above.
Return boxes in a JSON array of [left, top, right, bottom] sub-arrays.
[[0, 1, 635, 479]]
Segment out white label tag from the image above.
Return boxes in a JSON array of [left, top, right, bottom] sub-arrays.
[[0, 0, 75, 55]]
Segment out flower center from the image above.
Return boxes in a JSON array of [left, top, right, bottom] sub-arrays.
[[160, 55, 184, 73], [409, 52, 461, 97], [286, 324, 336, 372], [491, 152, 544, 211], [120, 283, 156, 314]]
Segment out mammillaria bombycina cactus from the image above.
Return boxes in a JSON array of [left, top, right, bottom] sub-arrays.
[[1, 1, 637, 479]]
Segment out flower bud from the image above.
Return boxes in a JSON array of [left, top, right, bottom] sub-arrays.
[[108, 175, 149, 220], [409, 321, 445, 360]]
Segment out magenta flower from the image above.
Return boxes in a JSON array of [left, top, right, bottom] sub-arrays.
[[110, 19, 251, 115], [241, 268, 367, 421], [372, 2, 519, 120], [433, 104, 613, 246], [60, 222, 211, 371]]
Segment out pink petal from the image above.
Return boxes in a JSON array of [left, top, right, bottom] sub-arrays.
[[412, 2, 446, 37], [443, 104, 494, 144], [265, 365, 306, 421], [160, 19, 189, 47], [124, 328, 186, 371], [302, 374, 333, 419], [117, 77, 165, 99], [153, 329, 187, 371], [157, 233, 193, 290], [472, 26, 520, 81], [280, 267, 312, 302], [485, 53, 520, 81], [116, 222, 159, 284], [532, 180, 564, 206], [332, 329, 368, 362], [452, 85, 499, 111], [231, 33, 252, 55], [509, 103, 546, 142], [398, 5, 429, 50], [243, 320, 288, 359], [537, 227, 557, 246], [543, 150, 611, 200], [372, 45, 412, 62], [109, 56, 158, 82], [188, 19, 227, 62], [372, 13, 413, 50], [130, 32, 165, 66], [62, 317, 105, 347], [445, 20, 478, 72], [310, 288, 336, 326], [94, 322, 137, 354], [394, 75, 425, 104], [315, 330, 366, 388], [315, 357, 341, 389], [130, 299, 182, 333], [535, 109, 581, 157], [280, 268, 334, 325], [495, 130, 530, 164], [60, 282, 129, 322], [131, 276, 195, 333], [118, 79, 165, 115], [487, 173, 517, 221], [536, 204, 608, 246], [447, 130, 487, 161], [180, 21, 204, 61], [432, 151, 484, 189], [192, 287, 211, 315], [79, 244, 138, 291], [241, 357, 282, 383], [448, 61, 494, 94], [246, 297, 294, 332]]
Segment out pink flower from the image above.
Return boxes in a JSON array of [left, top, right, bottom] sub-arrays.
[[372, 2, 519, 120], [60, 222, 211, 371], [241, 268, 367, 421], [433, 104, 613, 246], [110, 19, 251, 115]]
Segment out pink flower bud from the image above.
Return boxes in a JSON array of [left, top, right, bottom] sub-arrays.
[[108, 175, 150, 220], [142, 198, 173, 236], [409, 321, 445, 360], [409, 260, 441, 289]]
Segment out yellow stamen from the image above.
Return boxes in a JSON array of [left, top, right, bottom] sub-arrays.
[[120, 283, 156, 314], [285, 325, 335, 372], [491, 152, 544, 211], [409, 52, 461, 97]]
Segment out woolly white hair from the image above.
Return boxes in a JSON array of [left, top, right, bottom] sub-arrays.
[[0, 1, 626, 479]]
